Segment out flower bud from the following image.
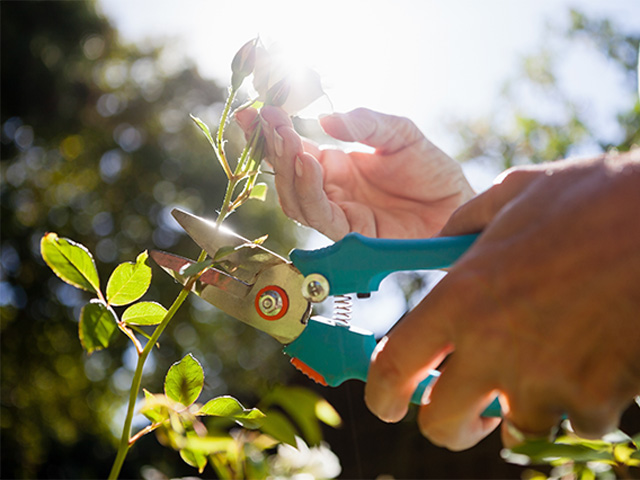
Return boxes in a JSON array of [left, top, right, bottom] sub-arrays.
[[265, 78, 291, 108], [231, 38, 257, 90]]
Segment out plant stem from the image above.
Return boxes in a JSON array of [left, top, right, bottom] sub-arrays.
[[217, 121, 264, 222], [109, 83, 262, 479], [108, 250, 207, 480], [214, 86, 238, 178]]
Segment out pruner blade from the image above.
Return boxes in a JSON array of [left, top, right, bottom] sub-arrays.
[[151, 209, 311, 345]]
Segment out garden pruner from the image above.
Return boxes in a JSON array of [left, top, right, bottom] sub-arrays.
[[151, 208, 502, 417]]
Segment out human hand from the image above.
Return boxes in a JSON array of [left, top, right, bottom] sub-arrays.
[[365, 152, 640, 450], [235, 106, 474, 240]]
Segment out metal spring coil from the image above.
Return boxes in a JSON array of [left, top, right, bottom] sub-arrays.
[[332, 294, 353, 324]]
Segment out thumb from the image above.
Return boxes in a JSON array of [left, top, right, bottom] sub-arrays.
[[320, 108, 424, 155], [438, 189, 497, 237], [439, 167, 542, 236]]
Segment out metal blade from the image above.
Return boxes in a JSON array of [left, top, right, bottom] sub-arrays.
[[149, 250, 251, 299], [171, 208, 287, 285], [150, 248, 310, 345]]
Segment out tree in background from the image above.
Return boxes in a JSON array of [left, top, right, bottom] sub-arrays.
[[1, 2, 302, 478], [452, 10, 639, 168], [1, 2, 638, 479]]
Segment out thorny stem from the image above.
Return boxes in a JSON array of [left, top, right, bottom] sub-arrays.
[[109, 85, 264, 479], [108, 250, 207, 480], [217, 120, 264, 223], [215, 86, 238, 179]]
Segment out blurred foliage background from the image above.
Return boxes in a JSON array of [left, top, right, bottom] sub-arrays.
[[1, 1, 638, 479]]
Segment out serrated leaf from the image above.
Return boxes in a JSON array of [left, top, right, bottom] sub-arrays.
[[41, 233, 100, 294], [164, 354, 204, 407], [122, 301, 167, 326], [249, 182, 268, 201], [141, 390, 172, 424], [190, 114, 216, 150], [180, 259, 214, 277], [180, 448, 207, 473], [79, 299, 118, 353], [106, 251, 152, 306], [198, 396, 265, 429]]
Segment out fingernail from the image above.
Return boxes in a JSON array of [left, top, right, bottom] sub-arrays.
[[273, 130, 284, 157], [295, 156, 304, 177]]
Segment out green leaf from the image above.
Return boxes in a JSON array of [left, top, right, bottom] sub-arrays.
[[122, 301, 167, 326], [198, 396, 266, 429], [260, 386, 341, 446], [164, 354, 204, 407], [180, 448, 207, 473], [315, 399, 342, 428], [41, 233, 100, 294], [190, 114, 216, 150], [79, 299, 118, 353], [180, 259, 214, 277], [141, 390, 172, 424], [183, 432, 234, 454], [213, 245, 237, 262], [257, 409, 298, 447], [510, 440, 615, 464], [249, 182, 268, 201], [106, 251, 152, 306]]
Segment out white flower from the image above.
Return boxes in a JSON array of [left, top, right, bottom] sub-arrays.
[[268, 437, 341, 480], [252, 45, 325, 115]]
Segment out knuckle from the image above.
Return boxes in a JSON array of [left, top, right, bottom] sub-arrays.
[[418, 414, 467, 450], [370, 343, 405, 386], [279, 201, 302, 222]]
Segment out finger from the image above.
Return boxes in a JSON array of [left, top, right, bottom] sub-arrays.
[[261, 105, 323, 159], [566, 401, 622, 440], [293, 152, 349, 240], [260, 105, 294, 129], [234, 107, 259, 140], [365, 282, 455, 424], [320, 108, 423, 155], [270, 124, 306, 222], [439, 167, 543, 236], [567, 411, 619, 441], [500, 395, 563, 449], [417, 356, 501, 450]]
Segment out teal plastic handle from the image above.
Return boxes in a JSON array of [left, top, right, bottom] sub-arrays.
[[284, 316, 502, 417], [290, 232, 479, 296]]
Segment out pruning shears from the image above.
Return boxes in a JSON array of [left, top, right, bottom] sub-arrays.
[[151, 208, 502, 417]]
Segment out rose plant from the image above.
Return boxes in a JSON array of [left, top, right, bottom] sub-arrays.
[[40, 38, 340, 479]]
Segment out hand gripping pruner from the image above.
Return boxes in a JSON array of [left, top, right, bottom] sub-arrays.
[[151, 208, 502, 417]]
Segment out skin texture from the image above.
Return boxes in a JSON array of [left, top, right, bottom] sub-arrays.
[[235, 106, 475, 240], [366, 152, 640, 450], [237, 106, 640, 450]]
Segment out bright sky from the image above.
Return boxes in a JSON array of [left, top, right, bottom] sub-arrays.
[[98, 0, 638, 334], [98, 0, 637, 135]]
